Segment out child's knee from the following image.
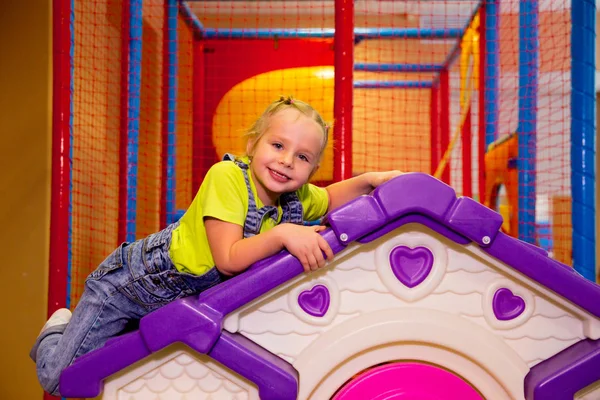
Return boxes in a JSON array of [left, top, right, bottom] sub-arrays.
[[36, 363, 62, 396]]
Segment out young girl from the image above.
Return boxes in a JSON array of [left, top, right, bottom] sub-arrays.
[[31, 96, 402, 396]]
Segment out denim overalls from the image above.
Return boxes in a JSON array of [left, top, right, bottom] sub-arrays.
[[223, 153, 304, 237], [32, 155, 304, 396]]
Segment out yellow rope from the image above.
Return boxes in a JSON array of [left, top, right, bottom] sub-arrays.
[[434, 14, 479, 180]]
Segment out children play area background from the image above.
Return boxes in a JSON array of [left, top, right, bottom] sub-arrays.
[[2, 1, 600, 399]]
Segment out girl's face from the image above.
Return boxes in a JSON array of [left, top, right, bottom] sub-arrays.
[[248, 108, 324, 206]]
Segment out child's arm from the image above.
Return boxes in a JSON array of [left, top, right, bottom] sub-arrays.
[[326, 170, 403, 211], [204, 169, 401, 276], [205, 218, 334, 276]]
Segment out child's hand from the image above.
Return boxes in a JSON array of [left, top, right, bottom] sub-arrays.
[[368, 170, 404, 188], [276, 224, 334, 272]]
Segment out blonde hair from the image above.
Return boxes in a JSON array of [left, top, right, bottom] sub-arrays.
[[245, 96, 330, 160]]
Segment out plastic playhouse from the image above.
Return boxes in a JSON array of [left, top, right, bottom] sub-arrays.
[[59, 174, 600, 400]]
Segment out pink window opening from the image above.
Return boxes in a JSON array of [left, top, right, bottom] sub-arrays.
[[332, 362, 484, 400]]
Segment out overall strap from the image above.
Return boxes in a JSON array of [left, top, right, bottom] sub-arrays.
[[223, 153, 304, 238]]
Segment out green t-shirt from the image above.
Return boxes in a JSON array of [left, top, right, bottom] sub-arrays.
[[169, 157, 330, 275]]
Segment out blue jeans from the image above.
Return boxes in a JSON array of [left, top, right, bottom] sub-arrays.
[[32, 222, 224, 396]]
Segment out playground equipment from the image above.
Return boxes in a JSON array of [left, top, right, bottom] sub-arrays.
[[59, 174, 600, 399], [49, 0, 597, 317], [47, 0, 598, 398], [484, 133, 518, 237]]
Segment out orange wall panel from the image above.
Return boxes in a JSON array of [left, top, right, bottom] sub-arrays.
[[71, 0, 123, 303]]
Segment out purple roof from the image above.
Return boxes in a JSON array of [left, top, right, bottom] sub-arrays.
[[60, 173, 600, 399], [525, 338, 600, 399]]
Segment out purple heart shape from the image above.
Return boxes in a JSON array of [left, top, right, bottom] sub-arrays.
[[389, 246, 434, 288], [493, 288, 526, 321], [298, 285, 330, 317]]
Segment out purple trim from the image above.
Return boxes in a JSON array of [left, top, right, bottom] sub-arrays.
[[59, 331, 150, 397], [61, 173, 600, 397], [525, 339, 600, 400], [209, 331, 298, 400], [375, 173, 457, 219], [326, 195, 387, 243], [485, 233, 600, 318], [492, 288, 526, 321], [139, 295, 222, 353], [298, 285, 331, 317], [390, 246, 434, 288], [358, 213, 470, 245], [446, 196, 503, 246], [196, 228, 345, 318]]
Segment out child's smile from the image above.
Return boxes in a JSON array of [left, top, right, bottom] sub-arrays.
[[268, 168, 291, 182]]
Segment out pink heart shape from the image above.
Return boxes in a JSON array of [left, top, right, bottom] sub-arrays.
[[389, 246, 434, 288], [493, 288, 526, 321], [298, 285, 330, 317]]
